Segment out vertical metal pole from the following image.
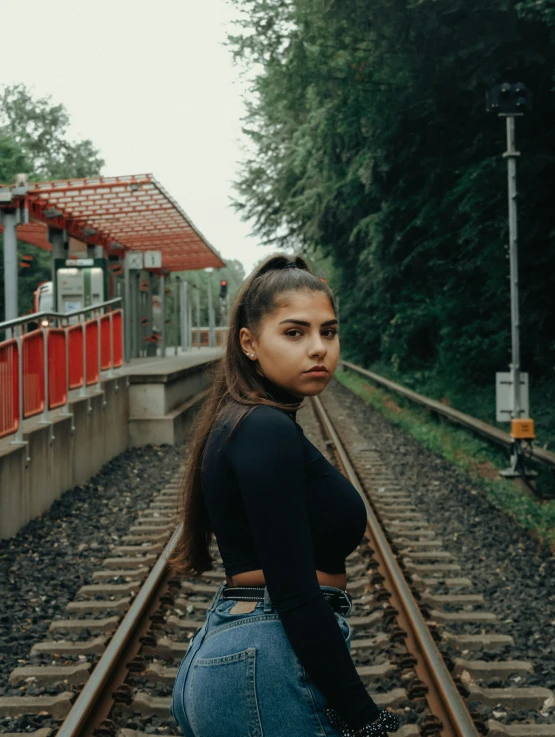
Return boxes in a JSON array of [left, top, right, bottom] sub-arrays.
[[41, 327, 50, 424], [174, 276, 179, 356], [96, 314, 102, 392], [181, 281, 189, 352], [160, 274, 166, 358], [195, 271, 201, 350], [49, 228, 66, 313], [13, 327, 24, 445], [123, 259, 131, 363], [505, 116, 521, 419], [188, 295, 192, 351], [129, 270, 136, 359], [133, 271, 140, 358], [80, 314, 88, 398], [2, 212, 18, 326], [207, 271, 215, 347], [64, 325, 71, 414]]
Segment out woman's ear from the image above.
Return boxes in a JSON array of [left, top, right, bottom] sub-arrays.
[[239, 327, 256, 358]]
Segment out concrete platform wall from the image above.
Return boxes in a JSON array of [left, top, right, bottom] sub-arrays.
[[0, 377, 129, 540], [127, 358, 217, 446], [0, 352, 221, 540]]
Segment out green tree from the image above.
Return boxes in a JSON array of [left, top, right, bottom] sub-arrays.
[[0, 83, 104, 180], [229, 0, 555, 386], [0, 86, 105, 320]]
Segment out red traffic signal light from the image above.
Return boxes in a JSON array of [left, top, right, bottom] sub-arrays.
[[220, 280, 228, 299]]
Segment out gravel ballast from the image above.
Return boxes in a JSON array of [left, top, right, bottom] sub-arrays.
[[0, 444, 185, 702], [323, 378, 555, 703]]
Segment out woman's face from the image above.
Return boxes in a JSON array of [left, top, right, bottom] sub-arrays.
[[240, 289, 339, 398]]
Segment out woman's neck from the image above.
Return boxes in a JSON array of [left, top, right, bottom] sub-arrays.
[[257, 372, 302, 418]]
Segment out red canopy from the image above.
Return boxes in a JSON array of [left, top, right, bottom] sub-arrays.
[[2, 174, 225, 271]]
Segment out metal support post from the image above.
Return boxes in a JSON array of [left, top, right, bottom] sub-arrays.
[[123, 259, 131, 363], [12, 326, 29, 462], [1, 211, 18, 327], [64, 325, 75, 433], [181, 280, 189, 352], [49, 227, 67, 313], [96, 314, 103, 396], [81, 314, 88, 399], [174, 276, 179, 356], [160, 274, 166, 357], [195, 271, 201, 350], [188, 296, 193, 351], [505, 115, 521, 421], [40, 326, 50, 424], [146, 272, 155, 357], [207, 270, 215, 347], [499, 114, 536, 480], [132, 271, 141, 358]]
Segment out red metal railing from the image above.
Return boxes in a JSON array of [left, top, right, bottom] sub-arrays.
[[85, 319, 99, 386], [112, 310, 123, 368], [0, 299, 123, 441], [22, 330, 45, 418], [0, 340, 19, 439], [48, 329, 67, 409], [68, 325, 84, 390], [100, 315, 112, 371]]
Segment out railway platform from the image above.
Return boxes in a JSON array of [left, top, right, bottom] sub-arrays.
[[0, 347, 222, 540]]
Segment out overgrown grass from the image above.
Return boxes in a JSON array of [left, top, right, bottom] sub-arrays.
[[334, 366, 555, 551], [362, 359, 555, 453]]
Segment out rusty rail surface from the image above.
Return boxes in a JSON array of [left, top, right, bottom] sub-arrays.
[[55, 525, 183, 737], [311, 394, 480, 737], [340, 360, 555, 471]]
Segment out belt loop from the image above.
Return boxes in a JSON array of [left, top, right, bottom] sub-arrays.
[[263, 586, 273, 613], [208, 583, 227, 613]]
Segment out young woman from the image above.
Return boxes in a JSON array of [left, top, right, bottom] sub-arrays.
[[168, 254, 400, 737]]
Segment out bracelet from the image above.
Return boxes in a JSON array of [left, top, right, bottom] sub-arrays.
[[323, 707, 400, 737]]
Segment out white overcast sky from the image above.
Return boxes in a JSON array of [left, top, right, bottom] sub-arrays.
[[1, 0, 282, 275]]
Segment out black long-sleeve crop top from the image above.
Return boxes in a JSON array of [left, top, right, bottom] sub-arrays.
[[200, 373, 380, 729]]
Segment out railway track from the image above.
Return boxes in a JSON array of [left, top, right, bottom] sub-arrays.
[[1, 390, 554, 737], [339, 360, 555, 474]]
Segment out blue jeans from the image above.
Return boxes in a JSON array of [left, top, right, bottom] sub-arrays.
[[170, 583, 352, 737]]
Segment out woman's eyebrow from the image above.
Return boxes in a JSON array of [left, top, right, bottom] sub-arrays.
[[278, 319, 339, 327]]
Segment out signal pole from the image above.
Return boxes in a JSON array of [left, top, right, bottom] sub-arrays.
[[487, 82, 536, 479]]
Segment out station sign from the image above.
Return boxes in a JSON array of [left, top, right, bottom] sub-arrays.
[[144, 250, 162, 269], [65, 258, 94, 267], [127, 252, 144, 270]]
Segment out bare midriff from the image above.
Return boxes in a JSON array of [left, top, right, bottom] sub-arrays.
[[225, 568, 347, 591]]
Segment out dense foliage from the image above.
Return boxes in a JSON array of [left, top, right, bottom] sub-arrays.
[[228, 0, 555, 386], [0, 85, 105, 320]]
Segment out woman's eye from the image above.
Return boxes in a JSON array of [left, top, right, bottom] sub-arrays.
[[285, 329, 339, 338]]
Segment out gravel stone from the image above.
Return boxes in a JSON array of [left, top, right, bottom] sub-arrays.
[[0, 443, 185, 712]]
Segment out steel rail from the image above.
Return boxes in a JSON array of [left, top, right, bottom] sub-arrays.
[[311, 394, 479, 737], [340, 359, 555, 471], [0, 298, 123, 332], [56, 523, 182, 737]]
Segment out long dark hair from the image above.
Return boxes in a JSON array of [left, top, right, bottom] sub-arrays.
[[168, 253, 337, 577]]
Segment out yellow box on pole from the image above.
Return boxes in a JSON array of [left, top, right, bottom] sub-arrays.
[[510, 418, 535, 439]]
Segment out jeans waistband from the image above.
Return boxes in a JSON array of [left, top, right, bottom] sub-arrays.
[[208, 583, 353, 617]]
